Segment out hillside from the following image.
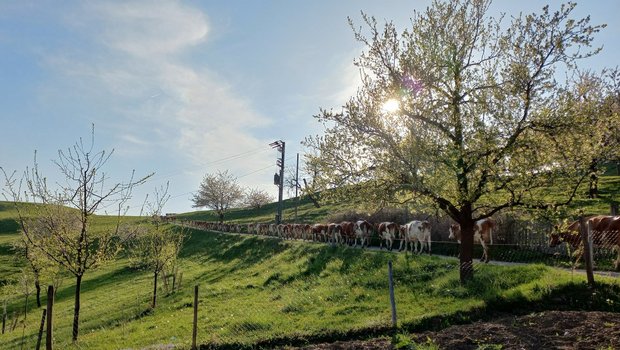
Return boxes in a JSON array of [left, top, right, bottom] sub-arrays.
[[179, 175, 620, 225], [0, 174, 619, 349]]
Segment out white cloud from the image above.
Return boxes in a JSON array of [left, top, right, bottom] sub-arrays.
[[44, 1, 275, 194]]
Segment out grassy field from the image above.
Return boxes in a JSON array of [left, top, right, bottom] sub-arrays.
[[0, 175, 619, 349], [1, 213, 620, 349]]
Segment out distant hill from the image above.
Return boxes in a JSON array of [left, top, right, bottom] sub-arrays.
[[178, 175, 620, 224]]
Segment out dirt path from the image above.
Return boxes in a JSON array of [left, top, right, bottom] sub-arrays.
[[288, 311, 620, 350]]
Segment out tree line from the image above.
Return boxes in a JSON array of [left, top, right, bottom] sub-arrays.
[[192, 170, 274, 222]]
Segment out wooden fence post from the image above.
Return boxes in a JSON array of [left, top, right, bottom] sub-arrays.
[[388, 261, 397, 327], [36, 309, 46, 350], [2, 301, 6, 334], [192, 285, 198, 350], [579, 217, 595, 287], [46, 285, 54, 350]]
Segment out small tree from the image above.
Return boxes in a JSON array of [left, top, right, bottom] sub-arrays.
[[1, 128, 151, 342], [129, 182, 185, 309], [11, 236, 59, 308], [192, 170, 243, 223], [243, 188, 273, 209]]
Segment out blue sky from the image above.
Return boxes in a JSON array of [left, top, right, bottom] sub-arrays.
[[1, 1, 618, 216]]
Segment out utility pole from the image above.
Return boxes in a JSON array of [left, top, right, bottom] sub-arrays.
[[270, 140, 285, 224], [294, 153, 299, 222]]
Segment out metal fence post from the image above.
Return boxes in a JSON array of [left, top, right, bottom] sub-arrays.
[[579, 217, 595, 287], [388, 261, 397, 327]]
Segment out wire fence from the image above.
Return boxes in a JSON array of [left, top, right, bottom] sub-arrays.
[[180, 218, 620, 273], [2, 217, 619, 349]]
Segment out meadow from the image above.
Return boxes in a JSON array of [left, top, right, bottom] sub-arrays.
[[1, 202, 620, 349], [0, 174, 619, 349]]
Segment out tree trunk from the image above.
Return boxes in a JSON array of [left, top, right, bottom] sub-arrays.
[[588, 160, 598, 199], [218, 212, 224, 224], [459, 220, 475, 283], [72, 274, 82, 342], [152, 271, 158, 309], [35, 280, 41, 308]]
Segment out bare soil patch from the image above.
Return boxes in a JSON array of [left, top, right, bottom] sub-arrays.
[[288, 311, 620, 350]]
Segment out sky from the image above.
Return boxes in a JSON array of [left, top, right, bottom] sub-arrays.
[[1, 1, 618, 216]]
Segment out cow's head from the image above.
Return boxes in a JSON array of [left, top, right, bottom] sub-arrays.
[[549, 219, 580, 247], [548, 228, 561, 247], [421, 220, 431, 232]]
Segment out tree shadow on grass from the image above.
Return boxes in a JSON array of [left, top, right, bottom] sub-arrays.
[[52, 266, 137, 304], [0, 218, 19, 234], [180, 228, 290, 269]]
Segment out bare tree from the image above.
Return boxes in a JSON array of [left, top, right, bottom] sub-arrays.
[[243, 188, 273, 209], [129, 182, 185, 309], [192, 170, 243, 223], [1, 128, 151, 342]]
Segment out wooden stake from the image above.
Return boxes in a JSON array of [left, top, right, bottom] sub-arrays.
[[192, 285, 198, 350], [46, 286, 54, 350]]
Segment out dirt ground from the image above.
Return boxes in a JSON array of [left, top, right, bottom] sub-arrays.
[[288, 311, 620, 350]]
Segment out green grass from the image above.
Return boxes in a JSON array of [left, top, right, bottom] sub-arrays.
[[177, 194, 347, 224], [1, 220, 619, 349]]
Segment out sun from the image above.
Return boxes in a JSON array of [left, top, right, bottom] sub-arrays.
[[381, 98, 400, 113]]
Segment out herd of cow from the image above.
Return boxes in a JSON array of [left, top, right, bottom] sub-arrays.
[[175, 214, 620, 269], [181, 217, 498, 262]]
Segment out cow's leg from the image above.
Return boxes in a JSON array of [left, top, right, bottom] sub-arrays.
[[613, 245, 620, 270], [427, 236, 432, 255], [480, 240, 489, 263]]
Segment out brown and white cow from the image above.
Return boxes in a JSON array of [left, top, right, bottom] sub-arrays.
[[327, 223, 342, 245], [449, 218, 495, 263], [339, 221, 355, 246], [353, 220, 373, 248], [312, 224, 328, 242], [550, 215, 620, 269], [400, 220, 432, 254], [377, 222, 398, 251]]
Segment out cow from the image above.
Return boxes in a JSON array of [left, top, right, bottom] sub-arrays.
[[327, 223, 342, 245], [400, 220, 432, 254], [312, 224, 328, 242], [353, 220, 373, 248], [377, 222, 398, 251], [257, 223, 269, 235], [340, 221, 355, 246], [302, 224, 312, 241], [449, 218, 495, 263], [550, 215, 620, 269]]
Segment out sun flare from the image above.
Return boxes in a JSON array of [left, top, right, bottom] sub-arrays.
[[381, 99, 400, 113]]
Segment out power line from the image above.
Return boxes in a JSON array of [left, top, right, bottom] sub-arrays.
[[146, 147, 271, 183], [167, 155, 297, 200]]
